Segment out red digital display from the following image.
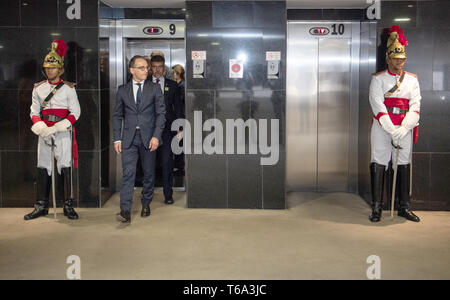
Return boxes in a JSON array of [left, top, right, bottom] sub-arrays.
[[309, 27, 330, 36], [143, 26, 163, 35]]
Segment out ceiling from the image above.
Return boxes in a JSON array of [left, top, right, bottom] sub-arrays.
[[101, 0, 374, 9]]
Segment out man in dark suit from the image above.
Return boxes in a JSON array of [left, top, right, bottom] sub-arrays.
[[150, 55, 183, 205], [113, 55, 166, 223]]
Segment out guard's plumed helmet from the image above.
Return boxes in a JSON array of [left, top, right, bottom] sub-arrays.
[[386, 25, 408, 59], [43, 39, 68, 69]]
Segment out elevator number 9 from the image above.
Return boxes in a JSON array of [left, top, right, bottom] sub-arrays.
[[169, 24, 176, 35]]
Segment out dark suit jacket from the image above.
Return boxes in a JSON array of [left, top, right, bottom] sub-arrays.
[[113, 79, 166, 149], [177, 79, 185, 118], [160, 77, 183, 131]]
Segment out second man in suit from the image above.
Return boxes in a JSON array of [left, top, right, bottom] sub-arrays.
[[150, 55, 183, 205], [113, 55, 166, 223]]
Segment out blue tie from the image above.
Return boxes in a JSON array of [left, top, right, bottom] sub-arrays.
[[136, 82, 142, 108]]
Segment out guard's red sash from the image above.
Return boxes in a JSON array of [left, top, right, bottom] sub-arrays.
[[383, 97, 419, 143], [40, 108, 79, 168]]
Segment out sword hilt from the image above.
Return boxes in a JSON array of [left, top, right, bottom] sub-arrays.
[[391, 140, 403, 150]]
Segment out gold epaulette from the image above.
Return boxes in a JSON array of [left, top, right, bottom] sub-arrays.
[[34, 80, 46, 88], [63, 81, 77, 88], [404, 71, 418, 78], [371, 70, 385, 76]]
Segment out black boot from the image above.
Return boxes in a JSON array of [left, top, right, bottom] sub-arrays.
[[61, 167, 79, 220], [369, 163, 385, 222], [24, 168, 50, 220], [384, 162, 400, 210], [397, 164, 420, 222]]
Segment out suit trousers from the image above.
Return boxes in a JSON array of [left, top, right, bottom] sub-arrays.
[[158, 128, 175, 200], [120, 129, 156, 212]]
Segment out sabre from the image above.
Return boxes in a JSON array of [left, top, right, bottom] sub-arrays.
[[391, 140, 403, 219], [50, 136, 57, 219], [70, 125, 74, 201], [410, 130, 415, 197]]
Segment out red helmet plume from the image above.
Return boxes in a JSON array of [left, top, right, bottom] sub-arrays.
[[53, 39, 68, 57]]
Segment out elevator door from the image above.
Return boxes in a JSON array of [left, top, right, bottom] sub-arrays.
[[123, 38, 186, 190], [124, 39, 185, 80], [287, 22, 359, 192]]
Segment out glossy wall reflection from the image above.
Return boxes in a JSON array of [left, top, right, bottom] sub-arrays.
[[185, 1, 286, 209], [0, 0, 101, 207]]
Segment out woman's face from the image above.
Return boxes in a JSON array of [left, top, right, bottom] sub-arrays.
[[173, 70, 180, 81]]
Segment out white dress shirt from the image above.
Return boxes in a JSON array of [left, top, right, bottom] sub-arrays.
[[132, 79, 144, 103], [152, 76, 164, 93]]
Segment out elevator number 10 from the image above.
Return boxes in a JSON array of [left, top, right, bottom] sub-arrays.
[[331, 24, 345, 35]]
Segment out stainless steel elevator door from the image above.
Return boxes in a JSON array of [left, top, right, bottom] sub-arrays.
[[124, 39, 186, 80], [123, 38, 186, 190], [287, 22, 355, 192], [317, 38, 350, 191]]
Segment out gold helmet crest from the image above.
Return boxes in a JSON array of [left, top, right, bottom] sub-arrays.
[[386, 25, 408, 59], [43, 39, 68, 69]]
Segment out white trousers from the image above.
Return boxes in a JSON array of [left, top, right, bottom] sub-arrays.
[[37, 131, 72, 176], [370, 120, 412, 167]]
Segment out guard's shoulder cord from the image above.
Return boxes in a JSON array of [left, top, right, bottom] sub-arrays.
[[63, 81, 77, 88], [404, 71, 418, 78], [384, 71, 406, 98], [40, 81, 65, 110], [34, 80, 46, 88]]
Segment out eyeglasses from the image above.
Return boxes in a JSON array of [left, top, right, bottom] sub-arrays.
[[131, 66, 148, 71]]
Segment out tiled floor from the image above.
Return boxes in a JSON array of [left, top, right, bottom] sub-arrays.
[[0, 191, 449, 279]]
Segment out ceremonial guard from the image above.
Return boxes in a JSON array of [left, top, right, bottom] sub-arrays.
[[368, 26, 421, 222], [24, 39, 81, 220]]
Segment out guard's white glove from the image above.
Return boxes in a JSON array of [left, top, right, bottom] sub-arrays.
[[392, 126, 409, 140], [40, 125, 57, 138], [31, 121, 48, 136], [401, 111, 420, 131], [378, 115, 396, 135], [41, 119, 71, 138], [53, 119, 72, 133]]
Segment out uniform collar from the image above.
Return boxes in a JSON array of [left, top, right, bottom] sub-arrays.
[[48, 79, 63, 85], [387, 69, 402, 77]]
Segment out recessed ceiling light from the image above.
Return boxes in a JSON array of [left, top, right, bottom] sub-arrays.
[[394, 18, 411, 22]]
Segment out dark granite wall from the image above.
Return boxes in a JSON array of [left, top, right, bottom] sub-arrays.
[[1, 0, 447, 211], [185, 1, 286, 208], [0, 0, 101, 207]]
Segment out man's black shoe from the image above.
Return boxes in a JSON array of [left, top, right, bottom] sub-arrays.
[[63, 199, 79, 220], [141, 205, 151, 217], [116, 210, 131, 223], [398, 208, 420, 222], [164, 198, 174, 205], [24, 204, 48, 220], [369, 210, 381, 222]]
